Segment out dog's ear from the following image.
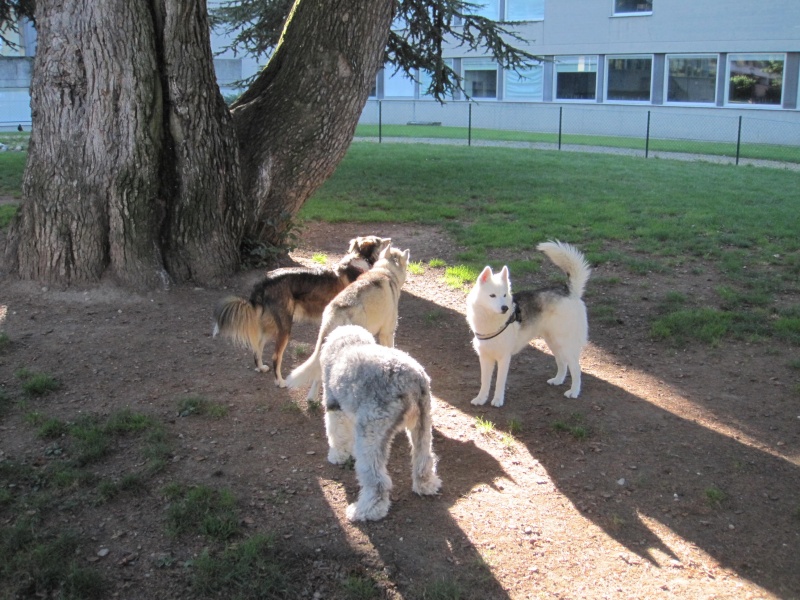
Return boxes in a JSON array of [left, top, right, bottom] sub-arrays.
[[478, 266, 493, 284], [402, 249, 410, 263], [379, 242, 393, 259], [379, 237, 392, 252], [347, 237, 359, 254], [499, 266, 510, 282]]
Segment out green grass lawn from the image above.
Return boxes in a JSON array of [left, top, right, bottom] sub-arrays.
[[302, 142, 800, 346], [0, 151, 26, 199], [303, 142, 800, 262]]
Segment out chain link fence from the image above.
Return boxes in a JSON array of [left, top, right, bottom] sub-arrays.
[[357, 100, 800, 167]]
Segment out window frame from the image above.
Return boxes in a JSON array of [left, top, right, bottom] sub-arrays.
[[663, 54, 718, 106], [418, 59, 455, 101], [553, 55, 599, 102], [505, 0, 545, 22], [724, 52, 786, 109], [504, 64, 544, 102], [462, 57, 499, 101], [382, 68, 416, 99], [604, 54, 653, 103], [612, 0, 653, 16]]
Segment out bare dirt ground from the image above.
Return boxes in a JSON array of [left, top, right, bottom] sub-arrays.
[[1, 217, 799, 599]]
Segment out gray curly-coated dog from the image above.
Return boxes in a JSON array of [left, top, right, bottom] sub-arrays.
[[320, 325, 441, 521]]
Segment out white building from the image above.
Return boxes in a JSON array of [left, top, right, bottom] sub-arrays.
[[375, 0, 800, 110], [3, 2, 799, 135]]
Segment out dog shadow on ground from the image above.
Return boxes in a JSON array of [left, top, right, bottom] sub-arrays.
[[390, 287, 800, 598], [328, 434, 514, 597]]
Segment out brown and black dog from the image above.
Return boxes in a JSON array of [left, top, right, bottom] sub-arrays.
[[212, 236, 391, 387]]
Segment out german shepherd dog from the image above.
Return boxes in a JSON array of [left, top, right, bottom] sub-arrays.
[[285, 243, 410, 400], [212, 236, 391, 387]]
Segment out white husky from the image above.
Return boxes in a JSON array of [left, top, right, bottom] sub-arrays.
[[466, 240, 591, 406]]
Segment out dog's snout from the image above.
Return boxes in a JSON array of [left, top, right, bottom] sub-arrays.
[[501, 305, 509, 313]]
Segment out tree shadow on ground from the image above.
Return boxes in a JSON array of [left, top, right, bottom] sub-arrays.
[[394, 287, 800, 598]]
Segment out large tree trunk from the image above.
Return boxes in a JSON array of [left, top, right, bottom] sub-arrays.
[[4, 0, 394, 287], [231, 0, 394, 244]]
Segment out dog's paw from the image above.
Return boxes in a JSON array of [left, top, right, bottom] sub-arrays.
[[490, 396, 505, 407], [274, 378, 287, 388], [547, 376, 565, 386], [471, 395, 489, 406], [327, 448, 352, 465], [256, 365, 271, 373], [413, 474, 442, 496], [563, 389, 580, 398], [347, 501, 389, 522]]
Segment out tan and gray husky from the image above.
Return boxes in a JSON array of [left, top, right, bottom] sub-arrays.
[[466, 240, 591, 406], [285, 243, 410, 399], [212, 236, 391, 387]]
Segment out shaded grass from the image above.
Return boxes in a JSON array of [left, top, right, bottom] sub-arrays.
[[0, 150, 26, 198], [0, 523, 106, 599], [164, 484, 240, 541], [0, 204, 17, 228], [177, 395, 229, 418], [0, 405, 172, 598], [552, 413, 590, 440], [15, 369, 60, 396], [191, 534, 294, 598]]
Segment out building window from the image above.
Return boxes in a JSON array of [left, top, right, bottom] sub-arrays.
[[419, 59, 454, 99], [606, 56, 652, 102], [463, 58, 498, 99], [666, 55, 717, 104], [505, 65, 543, 101], [726, 53, 784, 107], [613, 0, 652, 15], [506, 0, 544, 21], [555, 55, 597, 100], [383, 69, 415, 98]]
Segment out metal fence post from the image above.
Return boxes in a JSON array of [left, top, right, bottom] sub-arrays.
[[378, 101, 382, 144], [558, 106, 563, 151], [736, 115, 742, 165], [645, 111, 651, 158], [468, 103, 472, 147]]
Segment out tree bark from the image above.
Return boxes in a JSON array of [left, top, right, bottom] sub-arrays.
[[4, 0, 394, 287], [7, 0, 165, 286], [232, 0, 395, 245]]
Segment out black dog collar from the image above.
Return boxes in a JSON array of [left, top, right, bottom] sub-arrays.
[[474, 301, 521, 341]]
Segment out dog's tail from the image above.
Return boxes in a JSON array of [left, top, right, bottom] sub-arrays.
[[408, 376, 442, 496], [212, 296, 270, 356], [284, 332, 323, 390], [537, 240, 591, 299]]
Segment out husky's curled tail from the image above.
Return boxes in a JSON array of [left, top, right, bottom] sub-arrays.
[[536, 240, 591, 299]]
